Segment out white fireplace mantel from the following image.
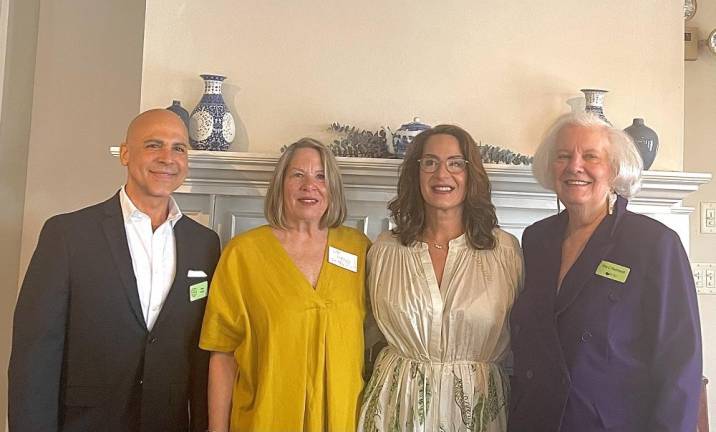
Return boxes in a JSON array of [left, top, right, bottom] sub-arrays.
[[109, 148, 712, 249]]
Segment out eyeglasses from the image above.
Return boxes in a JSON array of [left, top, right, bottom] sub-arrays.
[[418, 157, 469, 173]]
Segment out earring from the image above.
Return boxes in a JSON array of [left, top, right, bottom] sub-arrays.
[[607, 190, 617, 215]]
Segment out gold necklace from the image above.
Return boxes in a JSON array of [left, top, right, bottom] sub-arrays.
[[423, 238, 447, 249]]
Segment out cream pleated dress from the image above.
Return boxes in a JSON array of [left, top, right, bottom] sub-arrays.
[[358, 229, 523, 432]]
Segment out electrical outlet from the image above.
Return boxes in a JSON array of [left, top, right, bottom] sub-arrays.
[[692, 263, 716, 294], [693, 267, 705, 288], [701, 202, 716, 234]]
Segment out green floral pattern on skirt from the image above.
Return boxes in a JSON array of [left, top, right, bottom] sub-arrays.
[[359, 348, 509, 432]]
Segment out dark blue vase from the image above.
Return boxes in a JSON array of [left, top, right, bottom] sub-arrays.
[[189, 74, 235, 151], [624, 118, 659, 170], [166, 100, 190, 130]]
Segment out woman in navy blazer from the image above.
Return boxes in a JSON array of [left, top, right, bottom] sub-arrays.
[[508, 112, 702, 432]]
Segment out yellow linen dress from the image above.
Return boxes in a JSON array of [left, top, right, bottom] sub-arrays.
[[358, 229, 523, 432], [199, 225, 370, 431]]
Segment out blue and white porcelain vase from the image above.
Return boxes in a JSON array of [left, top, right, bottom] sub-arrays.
[[385, 117, 432, 158], [581, 88, 612, 125], [189, 74, 235, 151], [624, 118, 659, 170]]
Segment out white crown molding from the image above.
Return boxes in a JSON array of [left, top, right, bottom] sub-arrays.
[[109, 147, 712, 209]]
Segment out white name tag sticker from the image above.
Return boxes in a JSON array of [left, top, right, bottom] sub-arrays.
[[328, 246, 358, 273]]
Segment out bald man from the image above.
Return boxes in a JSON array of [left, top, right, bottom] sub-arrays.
[[9, 109, 221, 432]]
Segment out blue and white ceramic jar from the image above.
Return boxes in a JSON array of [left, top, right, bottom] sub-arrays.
[[388, 117, 432, 158], [189, 74, 235, 151], [581, 88, 611, 126]]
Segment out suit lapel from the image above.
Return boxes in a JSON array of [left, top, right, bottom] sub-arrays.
[[554, 196, 628, 316], [153, 218, 188, 329], [536, 215, 565, 310], [527, 214, 570, 369], [102, 194, 148, 331], [554, 231, 613, 316]]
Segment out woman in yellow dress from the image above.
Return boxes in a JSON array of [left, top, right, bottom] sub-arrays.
[[199, 138, 370, 431]]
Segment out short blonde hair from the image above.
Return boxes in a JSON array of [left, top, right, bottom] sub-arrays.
[[532, 112, 643, 198], [264, 138, 347, 229]]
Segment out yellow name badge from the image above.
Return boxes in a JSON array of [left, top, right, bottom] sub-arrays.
[[189, 281, 208, 302], [595, 260, 630, 283]]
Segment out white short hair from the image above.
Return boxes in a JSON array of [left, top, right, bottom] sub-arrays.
[[532, 112, 643, 198]]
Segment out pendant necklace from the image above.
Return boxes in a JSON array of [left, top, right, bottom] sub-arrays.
[[422, 231, 450, 250], [423, 239, 446, 250]]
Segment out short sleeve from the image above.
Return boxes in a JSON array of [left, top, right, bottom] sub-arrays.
[[199, 240, 248, 353]]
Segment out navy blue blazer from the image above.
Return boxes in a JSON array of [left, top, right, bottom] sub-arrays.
[[9, 193, 221, 432], [509, 195, 701, 432]]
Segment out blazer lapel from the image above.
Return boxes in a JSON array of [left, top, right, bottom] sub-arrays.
[[554, 232, 613, 316], [152, 217, 188, 329], [102, 194, 147, 331], [536, 215, 565, 310], [526, 214, 571, 369], [554, 196, 628, 316]]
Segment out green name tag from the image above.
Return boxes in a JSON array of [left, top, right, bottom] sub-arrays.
[[595, 260, 630, 283], [189, 281, 208, 302]]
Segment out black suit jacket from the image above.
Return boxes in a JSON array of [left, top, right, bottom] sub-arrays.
[[9, 193, 221, 432]]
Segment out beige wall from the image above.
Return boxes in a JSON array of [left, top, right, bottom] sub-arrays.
[[684, 4, 716, 429], [18, 0, 147, 277], [141, 0, 685, 170], [0, 0, 40, 428]]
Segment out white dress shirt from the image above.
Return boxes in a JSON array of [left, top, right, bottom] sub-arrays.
[[119, 187, 183, 331]]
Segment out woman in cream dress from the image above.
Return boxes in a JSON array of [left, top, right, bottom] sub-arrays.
[[358, 125, 523, 432]]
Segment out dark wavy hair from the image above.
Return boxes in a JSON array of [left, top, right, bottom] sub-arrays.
[[388, 124, 497, 250]]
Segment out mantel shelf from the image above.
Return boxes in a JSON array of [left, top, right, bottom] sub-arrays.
[[109, 147, 712, 206], [109, 147, 710, 247]]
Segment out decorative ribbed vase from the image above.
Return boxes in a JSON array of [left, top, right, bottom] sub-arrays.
[[581, 88, 611, 125], [166, 100, 190, 130], [624, 118, 659, 170], [189, 74, 235, 151]]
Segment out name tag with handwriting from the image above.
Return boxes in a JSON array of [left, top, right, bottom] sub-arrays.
[[595, 260, 630, 283], [328, 246, 358, 273], [189, 281, 208, 301]]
